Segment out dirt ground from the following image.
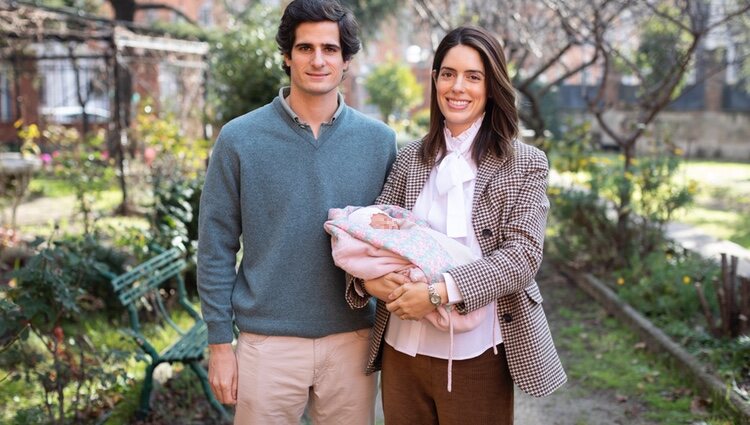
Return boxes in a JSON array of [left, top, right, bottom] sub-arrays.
[[512, 266, 660, 425]]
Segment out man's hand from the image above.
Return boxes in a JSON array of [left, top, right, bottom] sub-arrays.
[[364, 272, 411, 302], [208, 343, 237, 405]]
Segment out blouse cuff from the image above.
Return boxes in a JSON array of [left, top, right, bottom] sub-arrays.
[[442, 272, 464, 304], [353, 277, 368, 297]]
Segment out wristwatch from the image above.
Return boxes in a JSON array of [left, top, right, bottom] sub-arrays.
[[427, 283, 442, 307]]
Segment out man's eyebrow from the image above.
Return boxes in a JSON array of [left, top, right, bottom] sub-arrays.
[[293, 42, 341, 49]]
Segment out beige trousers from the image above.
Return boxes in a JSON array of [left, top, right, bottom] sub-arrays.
[[234, 329, 377, 425]]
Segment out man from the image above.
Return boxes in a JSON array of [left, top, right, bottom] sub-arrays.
[[196, 0, 396, 423]]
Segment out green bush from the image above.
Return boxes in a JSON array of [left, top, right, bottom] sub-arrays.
[[614, 244, 719, 324], [365, 60, 423, 124], [46, 127, 116, 235], [547, 124, 694, 268], [152, 176, 203, 258], [0, 235, 131, 424]]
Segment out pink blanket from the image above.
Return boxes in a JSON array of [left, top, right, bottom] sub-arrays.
[[324, 205, 485, 332]]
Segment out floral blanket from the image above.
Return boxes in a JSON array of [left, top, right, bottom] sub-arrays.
[[324, 205, 485, 332]]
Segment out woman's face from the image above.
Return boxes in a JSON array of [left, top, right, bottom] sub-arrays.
[[434, 44, 487, 136]]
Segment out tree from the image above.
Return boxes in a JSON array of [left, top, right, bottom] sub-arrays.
[[104, 0, 199, 214], [407, 0, 630, 138], [585, 0, 750, 262], [341, 0, 401, 37], [364, 60, 423, 124], [208, 5, 288, 123]]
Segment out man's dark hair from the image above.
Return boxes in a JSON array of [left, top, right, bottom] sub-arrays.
[[276, 0, 361, 76]]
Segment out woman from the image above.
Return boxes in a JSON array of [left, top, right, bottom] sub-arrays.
[[345, 26, 566, 424]]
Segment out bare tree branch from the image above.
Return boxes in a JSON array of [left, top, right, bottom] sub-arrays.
[[135, 3, 197, 26]]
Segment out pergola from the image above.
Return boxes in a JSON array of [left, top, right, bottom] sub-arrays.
[[0, 0, 210, 210]]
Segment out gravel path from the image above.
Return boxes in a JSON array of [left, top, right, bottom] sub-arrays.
[[511, 266, 660, 425], [7, 194, 77, 226]]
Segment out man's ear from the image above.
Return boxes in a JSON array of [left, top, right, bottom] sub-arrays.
[[284, 53, 291, 68]]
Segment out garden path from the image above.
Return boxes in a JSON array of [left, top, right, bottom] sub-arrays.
[[509, 266, 663, 425], [667, 221, 750, 276], [7, 194, 76, 227]]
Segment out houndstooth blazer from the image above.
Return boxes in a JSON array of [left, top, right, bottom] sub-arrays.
[[345, 138, 567, 398]]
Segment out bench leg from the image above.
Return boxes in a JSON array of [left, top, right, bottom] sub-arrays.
[[189, 361, 232, 422], [135, 362, 157, 420]]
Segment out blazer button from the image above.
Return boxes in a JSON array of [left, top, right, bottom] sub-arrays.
[[502, 313, 513, 323], [481, 228, 493, 237]]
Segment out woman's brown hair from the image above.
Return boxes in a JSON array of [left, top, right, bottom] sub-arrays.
[[420, 26, 518, 165]]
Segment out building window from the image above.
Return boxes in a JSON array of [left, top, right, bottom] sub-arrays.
[[37, 45, 110, 124], [199, 0, 213, 27], [0, 68, 11, 122]]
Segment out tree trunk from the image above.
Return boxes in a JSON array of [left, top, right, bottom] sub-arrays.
[[110, 0, 136, 22], [615, 141, 635, 266]]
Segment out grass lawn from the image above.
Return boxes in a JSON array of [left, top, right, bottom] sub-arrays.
[[28, 177, 77, 198], [674, 159, 750, 247], [556, 305, 739, 425]]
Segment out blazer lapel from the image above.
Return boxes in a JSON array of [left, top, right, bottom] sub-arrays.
[[472, 153, 505, 208], [404, 153, 431, 210], [470, 153, 508, 242]]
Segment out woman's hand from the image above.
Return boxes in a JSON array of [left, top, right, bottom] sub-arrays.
[[364, 272, 411, 302], [386, 282, 437, 321]]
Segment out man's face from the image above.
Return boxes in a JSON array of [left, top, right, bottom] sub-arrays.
[[285, 21, 349, 98]]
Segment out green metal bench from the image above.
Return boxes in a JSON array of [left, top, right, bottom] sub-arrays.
[[102, 247, 229, 421]]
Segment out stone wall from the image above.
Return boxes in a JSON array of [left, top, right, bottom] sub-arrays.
[[564, 110, 750, 160]]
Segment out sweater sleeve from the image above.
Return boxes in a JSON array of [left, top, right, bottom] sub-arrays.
[[197, 130, 242, 344]]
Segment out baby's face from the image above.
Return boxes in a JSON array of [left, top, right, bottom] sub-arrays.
[[370, 213, 399, 230]]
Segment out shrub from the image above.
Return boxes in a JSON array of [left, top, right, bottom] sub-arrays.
[[613, 244, 719, 324], [152, 176, 203, 258], [45, 126, 116, 234], [547, 124, 694, 269], [0, 235, 131, 424]]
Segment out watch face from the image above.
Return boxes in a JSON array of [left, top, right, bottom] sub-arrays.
[[430, 293, 441, 306]]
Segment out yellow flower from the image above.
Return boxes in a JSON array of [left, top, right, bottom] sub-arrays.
[[682, 276, 691, 284], [666, 253, 673, 260], [674, 148, 684, 156], [13, 119, 23, 128], [687, 180, 698, 195], [616, 277, 625, 285]]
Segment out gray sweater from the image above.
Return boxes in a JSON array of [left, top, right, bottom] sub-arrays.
[[197, 95, 397, 344]]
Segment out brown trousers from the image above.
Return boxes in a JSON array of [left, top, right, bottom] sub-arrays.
[[381, 343, 514, 425]]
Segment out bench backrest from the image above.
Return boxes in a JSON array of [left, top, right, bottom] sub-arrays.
[[111, 247, 187, 306]]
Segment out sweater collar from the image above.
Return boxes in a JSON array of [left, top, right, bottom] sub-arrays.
[[277, 86, 344, 126]]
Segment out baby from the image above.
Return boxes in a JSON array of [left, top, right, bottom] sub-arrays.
[[325, 205, 489, 333], [325, 205, 498, 392]]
